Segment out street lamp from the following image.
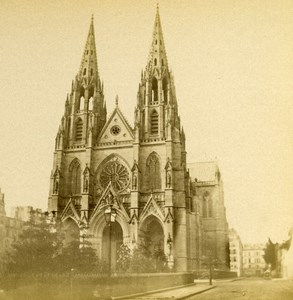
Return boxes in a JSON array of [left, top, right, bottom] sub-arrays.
[[103, 205, 117, 300]]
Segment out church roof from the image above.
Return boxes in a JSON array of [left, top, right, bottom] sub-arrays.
[[187, 161, 219, 182]]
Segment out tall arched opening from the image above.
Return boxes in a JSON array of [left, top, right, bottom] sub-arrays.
[[139, 216, 166, 271], [63, 218, 79, 247], [102, 221, 123, 271]]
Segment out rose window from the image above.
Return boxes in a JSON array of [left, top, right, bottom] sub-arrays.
[[100, 160, 130, 192], [110, 125, 121, 136]]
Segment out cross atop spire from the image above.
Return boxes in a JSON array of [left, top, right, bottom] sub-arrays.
[[146, 5, 168, 71], [78, 16, 99, 80]]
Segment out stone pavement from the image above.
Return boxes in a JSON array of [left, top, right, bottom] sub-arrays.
[[113, 283, 216, 300]]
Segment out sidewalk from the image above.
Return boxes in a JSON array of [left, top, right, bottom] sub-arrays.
[[113, 283, 216, 300]]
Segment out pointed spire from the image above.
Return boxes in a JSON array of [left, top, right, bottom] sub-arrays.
[[146, 5, 168, 71], [78, 15, 99, 80], [115, 95, 119, 107]]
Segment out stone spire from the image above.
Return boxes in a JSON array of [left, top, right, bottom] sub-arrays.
[[78, 15, 99, 80], [146, 5, 168, 71]]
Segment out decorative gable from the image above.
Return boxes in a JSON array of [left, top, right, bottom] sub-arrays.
[[97, 103, 134, 145], [90, 182, 130, 222], [139, 194, 165, 224], [61, 199, 80, 222]]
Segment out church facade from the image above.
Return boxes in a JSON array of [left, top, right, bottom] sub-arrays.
[[48, 8, 229, 272]]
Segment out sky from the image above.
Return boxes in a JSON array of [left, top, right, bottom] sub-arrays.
[[0, 0, 292, 244]]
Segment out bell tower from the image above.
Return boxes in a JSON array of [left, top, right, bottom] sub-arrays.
[[135, 6, 182, 143], [48, 16, 106, 213]]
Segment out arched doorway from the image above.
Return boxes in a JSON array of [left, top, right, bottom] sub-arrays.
[[143, 218, 164, 253], [102, 221, 123, 271], [63, 218, 79, 247], [139, 216, 165, 271]]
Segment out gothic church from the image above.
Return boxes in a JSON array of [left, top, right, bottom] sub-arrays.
[[48, 8, 229, 272]]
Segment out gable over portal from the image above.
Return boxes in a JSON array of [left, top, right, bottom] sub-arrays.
[[97, 104, 134, 145]]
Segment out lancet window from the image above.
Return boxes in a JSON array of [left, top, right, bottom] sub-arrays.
[[70, 160, 81, 195], [151, 110, 159, 135], [151, 77, 158, 104], [75, 119, 83, 141], [146, 152, 161, 191]]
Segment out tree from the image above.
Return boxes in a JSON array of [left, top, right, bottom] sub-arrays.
[[3, 214, 62, 274], [263, 238, 277, 270], [116, 241, 168, 273], [116, 244, 131, 272], [56, 238, 105, 274]]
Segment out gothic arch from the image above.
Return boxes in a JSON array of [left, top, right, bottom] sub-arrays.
[[89, 207, 130, 240], [75, 118, 83, 141], [151, 77, 158, 103], [69, 158, 82, 195], [62, 217, 80, 246], [150, 110, 159, 135], [146, 152, 161, 191], [139, 215, 165, 253], [95, 154, 131, 194], [89, 207, 130, 259], [162, 77, 168, 103]]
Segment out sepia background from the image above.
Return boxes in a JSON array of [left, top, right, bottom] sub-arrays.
[[0, 0, 292, 244]]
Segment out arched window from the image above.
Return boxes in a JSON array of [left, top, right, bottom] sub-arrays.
[[70, 161, 81, 195], [75, 119, 83, 141], [151, 110, 159, 135], [79, 96, 85, 111], [162, 77, 168, 103], [90, 68, 93, 76], [83, 68, 87, 75], [146, 152, 161, 191], [151, 77, 158, 103], [154, 58, 157, 66], [88, 97, 94, 110]]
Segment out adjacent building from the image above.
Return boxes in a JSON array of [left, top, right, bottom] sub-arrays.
[[0, 189, 43, 268], [47, 7, 230, 272], [229, 228, 243, 276], [243, 243, 266, 276]]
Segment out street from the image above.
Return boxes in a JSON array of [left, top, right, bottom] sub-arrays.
[[188, 278, 293, 300]]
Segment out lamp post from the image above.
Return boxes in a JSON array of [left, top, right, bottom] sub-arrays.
[[103, 205, 117, 300]]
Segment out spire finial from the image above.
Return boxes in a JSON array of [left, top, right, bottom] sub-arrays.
[[146, 4, 168, 70], [115, 95, 119, 107], [78, 16, 99, 79]]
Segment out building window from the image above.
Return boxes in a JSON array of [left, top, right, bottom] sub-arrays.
[[70, 160, 81, 195], [154, 58, 157, 66], [151, 110, 159, 135], [151, 77, 158, 103], [146, 152, 161, 191], [75, 119, 83, 141], [88, 97, 94, 111], [83, 68, 87, 75], [162, 77, 168, 103], [79, 96, 85, 111]]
